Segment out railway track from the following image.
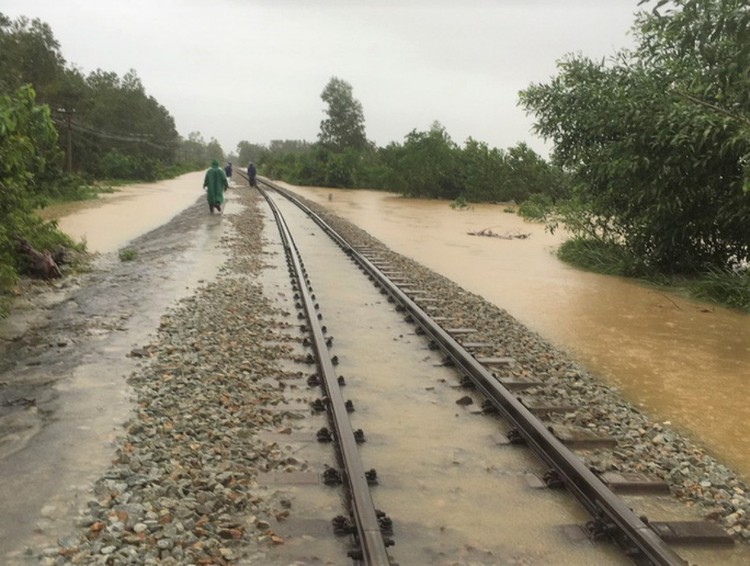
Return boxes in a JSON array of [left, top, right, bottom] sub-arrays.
[[233, 171, 736, 565]]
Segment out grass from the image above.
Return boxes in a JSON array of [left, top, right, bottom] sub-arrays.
[[118, 248, 138, 262], [557, 237, 642, 277], [558, 237, 750, 311], [686, 268, 750, 312]]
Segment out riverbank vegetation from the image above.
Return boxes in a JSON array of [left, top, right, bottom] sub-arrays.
[[519, 0, 750, 310]]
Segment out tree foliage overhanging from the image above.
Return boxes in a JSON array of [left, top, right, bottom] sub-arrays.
[[0, 85, 75, 295], [519, 0, 750, 276]]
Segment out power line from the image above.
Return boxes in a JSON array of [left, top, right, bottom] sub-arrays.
[[50, 114, 173, 151]]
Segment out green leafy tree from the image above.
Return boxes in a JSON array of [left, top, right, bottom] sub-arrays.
[[636, 0, 750, 190], [205, 137, 224, 163], [318, 77, 369, 152], [179, 131, 211, 166], [520, 0, 750, 274], [396, 122, 461, 199], [459, 139, 510, 202], [1, 12, 184, 181], [0, 14, 65, 103], [81, 68, 178, 178], [0, 85, 73, 300], [505, 142, 569, 203]]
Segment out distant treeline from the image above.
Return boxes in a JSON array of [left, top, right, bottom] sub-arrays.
[[255, 128, 568, 205], [233, 78, 568, 205]]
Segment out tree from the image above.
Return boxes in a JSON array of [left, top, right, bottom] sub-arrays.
[[394, 122, 461, 199], [520, 0, 750, 274], [0, 14, 65, 103], [636, 0, 750, 190], [318, 77, 369, 152], [236, 141, 268, 166], [0, 85, 72, 297], [205, 137, 224, 162]]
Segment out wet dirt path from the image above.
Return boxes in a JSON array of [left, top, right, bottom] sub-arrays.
[[0, 175, 236, 559]]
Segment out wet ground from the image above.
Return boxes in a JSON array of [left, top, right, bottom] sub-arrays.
[[2, 175, 749, 562], [0, 176, 232, 559]]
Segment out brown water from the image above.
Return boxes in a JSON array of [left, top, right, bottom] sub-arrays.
[[281, 184, 750, 482], [39, 171, 206, 252]]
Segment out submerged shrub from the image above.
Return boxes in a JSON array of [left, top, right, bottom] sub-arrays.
[[517, 193, 553, 221], [557, 237, 644, 277], [449, 196, 470, 210]]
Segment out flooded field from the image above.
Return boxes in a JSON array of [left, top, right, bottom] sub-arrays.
[[281, 184, 750, 482]]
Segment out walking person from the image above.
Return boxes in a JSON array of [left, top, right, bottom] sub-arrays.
[[224, 161, 233, 179], [204, 159, 229, 213], [247, 162, 257, 188]]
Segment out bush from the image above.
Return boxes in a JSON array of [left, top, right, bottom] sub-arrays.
[[449, 196, 470, 210], [688, 268, 750, 312], [0, 85, 82, 316], [517, 193, 553, 221], [557, 237, 644, 277], [118, 248, 137, 261]]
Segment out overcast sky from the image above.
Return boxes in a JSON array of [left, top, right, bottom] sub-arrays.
[[4, 0, 642, 157]]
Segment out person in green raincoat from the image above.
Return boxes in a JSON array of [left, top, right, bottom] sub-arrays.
[[203, 159, 229, 213]]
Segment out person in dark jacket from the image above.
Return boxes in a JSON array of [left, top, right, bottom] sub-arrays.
[[247, 162, 257, 187], [224, 161, 233, 179], [204, 159, 229, 213]]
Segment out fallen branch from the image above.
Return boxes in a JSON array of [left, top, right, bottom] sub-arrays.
[[16, 238, 62, 279], [467, 227, 531, 240]]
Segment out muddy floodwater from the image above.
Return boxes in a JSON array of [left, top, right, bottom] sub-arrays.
[[280, 184, 750, 482], [39, 171, 206, 253], [38, 178, 750, 483]]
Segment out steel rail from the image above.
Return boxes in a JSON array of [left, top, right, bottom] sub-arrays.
[[261, 179, 687, 566], [257, 185, 393, 565]]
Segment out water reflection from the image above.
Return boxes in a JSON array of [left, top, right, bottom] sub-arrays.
[[283, 183, 750, 481]]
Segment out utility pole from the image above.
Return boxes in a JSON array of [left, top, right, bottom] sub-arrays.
[[57, 108, 76, 172]]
